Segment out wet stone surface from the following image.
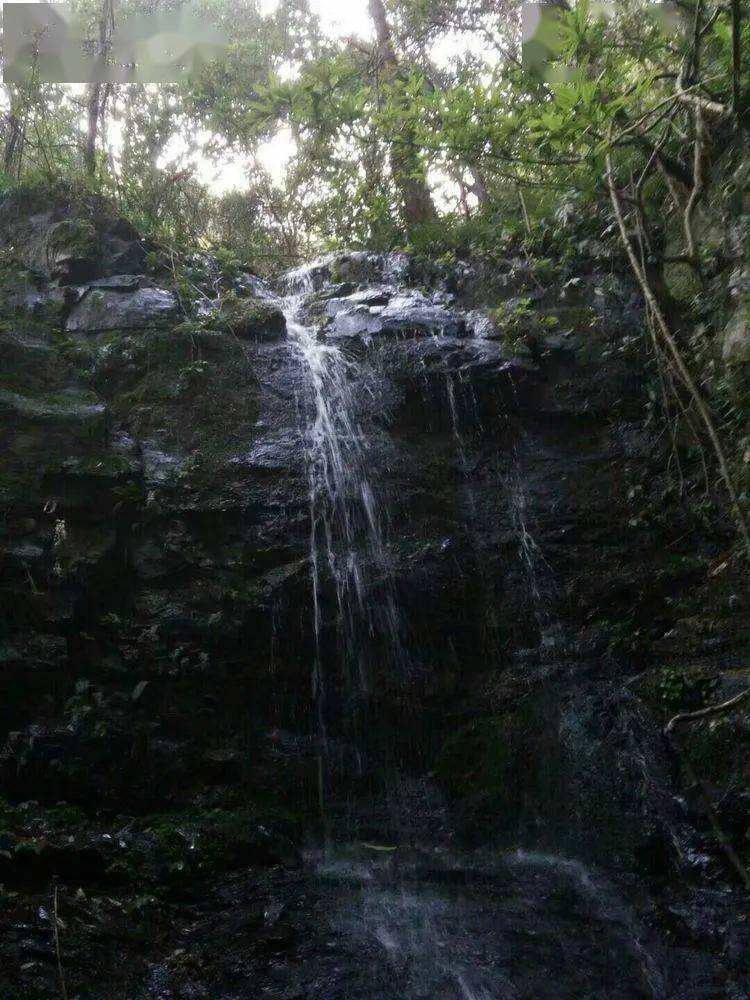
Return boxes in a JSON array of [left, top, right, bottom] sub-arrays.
[[0, 228, 749, 997]]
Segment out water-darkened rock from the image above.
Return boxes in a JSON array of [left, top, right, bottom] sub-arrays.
[[1, 230, 750, 998], [65, 284, 179, 333]]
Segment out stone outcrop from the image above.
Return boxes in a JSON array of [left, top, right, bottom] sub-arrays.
[[723, 301, 750, 364], [65, 281, 179, 333], [1, 201, 749, 997]]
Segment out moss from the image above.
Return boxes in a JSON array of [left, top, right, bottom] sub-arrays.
[[88, 323, 260, 459], [657, 668, 720, 713], [114, 801, 301, 882], [492, 299, 596, 354], [0, 322, 86, 403], [215, 292, 285, 341], [663, 260, 702, 304], [45, 218, 98, 258], [544, 304, 596, 329], [0, 175, 104, 219], [1, 795, 300, 890], [0, 798, 90, 840]]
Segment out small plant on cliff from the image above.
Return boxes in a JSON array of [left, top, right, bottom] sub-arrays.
[[658, 669, 721, 713]]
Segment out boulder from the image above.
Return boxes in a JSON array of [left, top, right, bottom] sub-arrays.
[[325, 289, 467, 342], [65, 284, 178, 333], [44, 219, 100, 284], [210, 294, 286, 342], [722, 303, 750, 364], [0, 266, 71, 321], [0, 187, 147, 285]]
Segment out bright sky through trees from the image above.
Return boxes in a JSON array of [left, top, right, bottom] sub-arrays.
[[163, 0, 376, 192], [201, 0, 493, 194], [260, 0, 374, 40], [1, 0, 494, 197]]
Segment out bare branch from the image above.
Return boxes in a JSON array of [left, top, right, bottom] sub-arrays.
[[665, 686, 750, 735]]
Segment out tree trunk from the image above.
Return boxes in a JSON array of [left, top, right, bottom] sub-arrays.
[[84, 0, 114, 176], [468, 168, 489, 210], [368, 0, 437, 233], [84, 83, 102, 175], [4, 113, 22, 174]]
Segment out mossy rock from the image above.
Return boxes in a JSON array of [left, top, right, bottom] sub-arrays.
[[0, 326, 74, 394], [722, 301, 750, 364], [44, 218, 100, 284], [215, 294, 286, 342], [0, 259, 67, 327], [663, 261, 702, 304], [89, 325, 260, 457], [542, 304, 596, 331]]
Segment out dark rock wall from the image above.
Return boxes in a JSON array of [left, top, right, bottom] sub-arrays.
[[1, 208, 750, 996]]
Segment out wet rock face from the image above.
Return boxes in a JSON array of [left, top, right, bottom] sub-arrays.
[[65, 282, 179, 333], [0, 246, 727, 825], [2, 233, 750, 996], [323, 286, 467, 341]]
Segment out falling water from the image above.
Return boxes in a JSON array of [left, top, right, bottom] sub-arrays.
[[283, 291, 404, 830], [276, 272, 667, 1000], [508, 468, 564, 652], [510, 476, 547, 611]]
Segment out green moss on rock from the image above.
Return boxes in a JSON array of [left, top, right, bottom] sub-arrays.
[[664, 261, 702, 304], [45, 218, 100, 283], [215, 292, 286, 341], [89, 324, 260, 459]]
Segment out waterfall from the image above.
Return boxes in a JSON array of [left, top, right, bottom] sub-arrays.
[[282, 292, 404, 833], [508, 456, 563, 652], [272, 266, 668, 1000]]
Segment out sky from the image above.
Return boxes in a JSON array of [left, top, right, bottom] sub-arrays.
[[0, 0, 375, 192], [154, 0, 376, 192], [260, 0, 374, 42], [191, 0, 490, 196], [2, 0, 492, 203]]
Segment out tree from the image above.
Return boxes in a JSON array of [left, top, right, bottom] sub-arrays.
[[84, 0, 115, 175], [367, 0, 438, 230]]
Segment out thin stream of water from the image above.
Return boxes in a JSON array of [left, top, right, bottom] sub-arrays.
[[280, 275, 666, 999], [283, 292, 404, 829]]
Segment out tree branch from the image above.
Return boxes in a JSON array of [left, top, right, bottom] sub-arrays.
[[606, 127, 750, 562], [665, 686, 750, 735]]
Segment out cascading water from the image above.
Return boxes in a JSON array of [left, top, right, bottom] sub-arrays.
[[282, 290, 405, 837], [270, 267, 674, 1000], [508, 441, 565, 653]]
